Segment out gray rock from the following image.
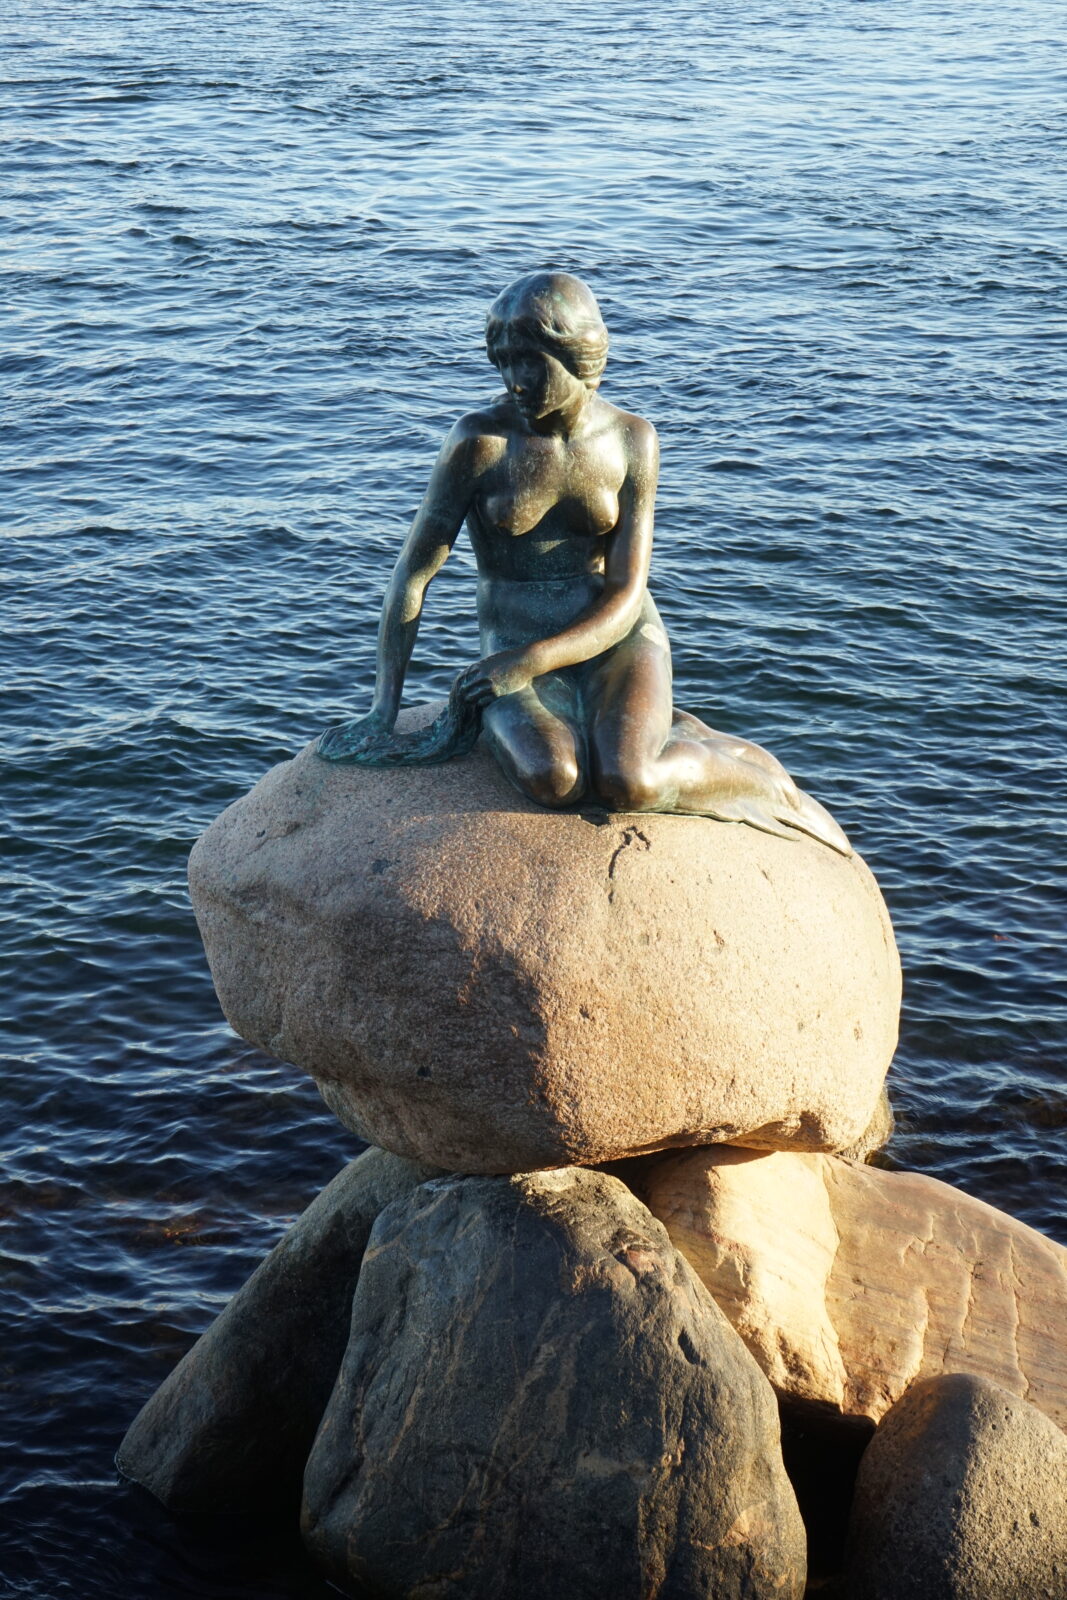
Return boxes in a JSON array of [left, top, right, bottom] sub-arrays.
[[301, 1166, 806, 1599], [117, 1147, 439, 1514], [844, 1373, 1067, 1598], [189, 714, 900, 1174]]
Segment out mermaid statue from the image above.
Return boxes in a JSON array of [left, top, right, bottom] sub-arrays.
[[317, 271, 850, 857]]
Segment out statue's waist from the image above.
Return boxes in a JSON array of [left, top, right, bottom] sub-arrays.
[[477, 573, 603, 647], [478, 571, 604, 588]]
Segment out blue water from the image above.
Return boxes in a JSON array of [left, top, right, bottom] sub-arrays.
[[2, 1, 1065, 1592]]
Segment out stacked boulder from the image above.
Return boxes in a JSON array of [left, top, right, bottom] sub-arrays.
[[119, 714, 1067, 1597]]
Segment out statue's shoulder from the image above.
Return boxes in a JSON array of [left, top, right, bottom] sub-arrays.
[[451, 395, 512, 442], [443, 397, 513, 474], [594, 398, 658, 465]]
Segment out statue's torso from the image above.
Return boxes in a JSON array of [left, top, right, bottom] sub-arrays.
[[463, 396, 633, 651]]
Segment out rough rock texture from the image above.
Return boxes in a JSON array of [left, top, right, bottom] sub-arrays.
[[632, 1146, 1067, 1433], [844, 1374, 1067, 1598], [834, 1084, 895, 1163], [189, 706, 900, 1173], [301, 1167, 807, 1600], [117, 1147, 439, 1513]]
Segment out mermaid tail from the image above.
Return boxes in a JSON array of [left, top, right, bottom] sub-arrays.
[[669, 713, 852, 856], [688, 780, 852, 857]]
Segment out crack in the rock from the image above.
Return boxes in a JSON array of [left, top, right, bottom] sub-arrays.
[[607, 827, 652, 902]]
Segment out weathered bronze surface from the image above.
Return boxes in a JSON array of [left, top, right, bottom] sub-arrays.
[[318, 271, 849, 854]]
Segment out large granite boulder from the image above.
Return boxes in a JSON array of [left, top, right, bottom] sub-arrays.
[[190, 707, 900, 1173], [301, 1167, 807, 1599], [117, 1148, 439, 1514], [630, 1146, 1067, 1434], [843, 1374, 1067, 1598]]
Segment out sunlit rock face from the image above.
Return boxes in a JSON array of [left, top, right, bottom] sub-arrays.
[[189, 705, 900, 1174], [630, 1146, 1067, 1434], [301, 1167, 807, 1600]]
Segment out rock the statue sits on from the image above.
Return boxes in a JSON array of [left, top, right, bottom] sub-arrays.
[[190, 705, 900, 1175]]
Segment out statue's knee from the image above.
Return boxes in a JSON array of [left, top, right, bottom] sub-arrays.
[[596, 764, 659, 813], [521, 756, 584, 809]]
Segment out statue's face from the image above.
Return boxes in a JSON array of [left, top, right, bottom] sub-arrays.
[[493, 336, 586, 422]]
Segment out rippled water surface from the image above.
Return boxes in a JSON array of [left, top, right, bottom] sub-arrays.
[[2, 0, 1065, 1592]]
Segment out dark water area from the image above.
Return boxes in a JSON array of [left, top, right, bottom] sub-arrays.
[[2, 0, 1065, 1592]]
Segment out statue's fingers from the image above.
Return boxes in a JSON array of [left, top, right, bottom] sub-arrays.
[[456, 674, 489, 705]]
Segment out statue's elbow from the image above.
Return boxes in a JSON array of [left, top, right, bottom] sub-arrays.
[[386, 568, 429, 625], [606, 584, 646, 642]]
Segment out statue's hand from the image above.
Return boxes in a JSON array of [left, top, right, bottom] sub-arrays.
[[317, 706, 394, 762], [455, 650, 535, 708]]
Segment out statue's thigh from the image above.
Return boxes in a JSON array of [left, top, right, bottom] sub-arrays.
[[588, 633, 674, 771]]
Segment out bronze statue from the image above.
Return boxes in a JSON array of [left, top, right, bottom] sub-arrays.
[[318, 271, 850, 855]]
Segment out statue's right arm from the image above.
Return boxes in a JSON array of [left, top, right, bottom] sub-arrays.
[[371, 421, 478, 729]]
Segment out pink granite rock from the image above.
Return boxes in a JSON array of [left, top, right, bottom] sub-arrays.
[[190, 706, 900, 1173], [633, 1146, 1067, 1433]]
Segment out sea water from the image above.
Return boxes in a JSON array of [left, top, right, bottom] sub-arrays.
[[2, 1, 1065, 1592]]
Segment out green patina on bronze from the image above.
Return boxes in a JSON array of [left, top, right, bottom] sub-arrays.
[[317, 271, 849, 856]]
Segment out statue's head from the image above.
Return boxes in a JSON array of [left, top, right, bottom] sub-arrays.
[[486, 271, 609, 391]]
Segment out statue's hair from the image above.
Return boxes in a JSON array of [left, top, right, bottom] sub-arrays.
[[485, 271, 609, 388]]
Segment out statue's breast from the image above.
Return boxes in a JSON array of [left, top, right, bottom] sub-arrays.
[[482, 486, 620, 539]]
